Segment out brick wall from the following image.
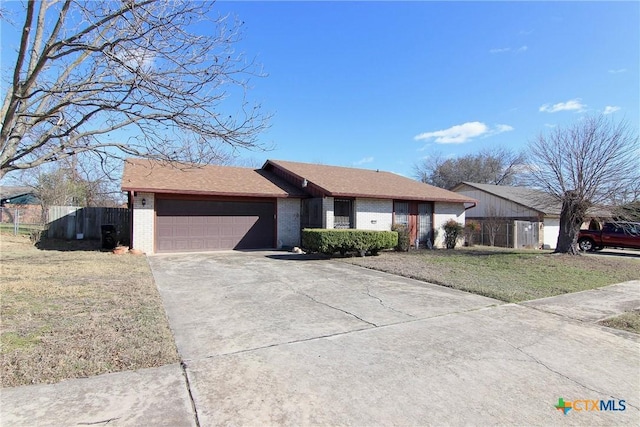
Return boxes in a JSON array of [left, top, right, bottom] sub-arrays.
[[1, 204, 43, 225], [132, 192, 155, 254], [354, 198, 393, 231], [433, 202, 466, 248], [322, 197, 334, 229], [277, 198, 301, 248]]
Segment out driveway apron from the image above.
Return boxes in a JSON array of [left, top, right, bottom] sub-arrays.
[[148, 251, 639, 426]]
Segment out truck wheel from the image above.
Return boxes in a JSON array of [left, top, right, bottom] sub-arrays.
[[578, 237, 595, 252]]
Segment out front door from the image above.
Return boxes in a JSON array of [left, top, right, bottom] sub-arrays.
[[394, 201, 433, 248], [417, 203, 433, 247]]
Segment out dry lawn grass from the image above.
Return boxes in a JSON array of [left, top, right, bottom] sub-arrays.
[[599, 310, 640, 334], [343, 246, 639, 303], [0, 233, 179, 387]]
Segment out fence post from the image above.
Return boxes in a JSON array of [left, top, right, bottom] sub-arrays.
[[14, 208, 19, 236]]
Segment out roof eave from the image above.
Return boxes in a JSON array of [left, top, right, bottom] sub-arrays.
[[121, 187, 301, 199], [325, 191, 475, 203], [264, 161, 333, 196], [455, 182, 555, 215]]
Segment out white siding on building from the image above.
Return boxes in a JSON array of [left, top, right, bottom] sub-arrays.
[[354, 198, 393, 231], [433, 202, 466, 248], [456, 187, 539, 218], [132, 192, 155, 254], [543, 217, 559, 249], [277, 198, 301, 248]]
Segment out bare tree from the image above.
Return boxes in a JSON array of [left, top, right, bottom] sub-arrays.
[[1, 0, 269, 180], [483, 204, 508, 247], [525, 115, 639, 254], [23, 155, 122, 225], [413, 147, 525, 189]]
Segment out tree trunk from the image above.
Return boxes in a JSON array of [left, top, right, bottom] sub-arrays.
[[554, 191, 587, 255]]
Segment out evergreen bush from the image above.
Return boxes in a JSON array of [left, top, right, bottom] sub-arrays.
[[301, 229, 398, 256], [443, 219, 464, 249]]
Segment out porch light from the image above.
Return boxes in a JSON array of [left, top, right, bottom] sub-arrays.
[[141, 198, 147, 206]]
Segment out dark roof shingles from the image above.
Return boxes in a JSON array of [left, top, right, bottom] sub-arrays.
[[121, 159, 306, 198], [266, 160, 475, 203], [454, 182, 562, 215], [121, 158, 475, 203]]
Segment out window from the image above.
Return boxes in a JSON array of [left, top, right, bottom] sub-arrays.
[[394, 201, 409, 226], [334, 199, 353, 228]]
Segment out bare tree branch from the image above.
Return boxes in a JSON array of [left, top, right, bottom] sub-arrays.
[[524, 115, 639, 254], [1, 0, 269, 179], [413, 147, 526, 189]]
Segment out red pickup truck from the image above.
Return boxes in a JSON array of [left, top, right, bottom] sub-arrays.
[[577, 222, 640, 251]]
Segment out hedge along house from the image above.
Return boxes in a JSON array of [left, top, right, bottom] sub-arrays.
[[122, 159, 476, 254]]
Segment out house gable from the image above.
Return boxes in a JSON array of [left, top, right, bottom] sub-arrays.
[[451, 182, 560, 219], [264, 160, 476, 204]]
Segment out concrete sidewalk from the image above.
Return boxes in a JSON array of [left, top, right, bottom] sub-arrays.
[[1, 253, 638, 426], [521, 280, 640, 323], [1, 363, 196, 426]]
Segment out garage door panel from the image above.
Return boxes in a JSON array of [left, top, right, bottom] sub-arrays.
[[155, 199, 274, 252]]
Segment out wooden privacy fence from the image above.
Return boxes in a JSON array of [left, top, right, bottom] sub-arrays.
[[47, 206, 130, 244]]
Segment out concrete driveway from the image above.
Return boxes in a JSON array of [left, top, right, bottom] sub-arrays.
[[148, 251, 639, 426]]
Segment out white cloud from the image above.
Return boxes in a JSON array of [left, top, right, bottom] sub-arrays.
[[544, 123, 556, 128], [603, 106, 620, 115], [608, 68, 627, 74], [539, 98, 586, 113], [494, 124, 514, 133], [490, 45, 528, 54], [353, 156, 374, 165], [414, 122, 513, 145]]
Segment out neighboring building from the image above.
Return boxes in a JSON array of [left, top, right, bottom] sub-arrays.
[[0, 185, 42, 224], [451, 182, 611, 249], [0, 186, 39, 206], [121, 159, 476, 254], [451, 182, 562, 249]]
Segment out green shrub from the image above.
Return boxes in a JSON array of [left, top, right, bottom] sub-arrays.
[[463, 220, 480, 247], [301, 229, 398, 256], [443, 219, 464, 249], [392, 223, 410, 251]]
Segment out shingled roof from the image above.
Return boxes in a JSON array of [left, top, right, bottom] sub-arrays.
[[121, 159, 306, 198], [452, 182, 562, 215], [121, 158, 476, 203], [265, 160, 476, 203]]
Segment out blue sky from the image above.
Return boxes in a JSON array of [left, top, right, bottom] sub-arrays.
[[1, 1, 638, 181], [215, 0, 639, 176]]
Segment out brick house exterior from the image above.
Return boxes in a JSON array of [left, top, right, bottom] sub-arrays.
[[122, 159, 476, 254]]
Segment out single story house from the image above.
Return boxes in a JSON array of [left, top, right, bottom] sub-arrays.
[[121, 159, 476, 254], [0, 185, 43, 224]]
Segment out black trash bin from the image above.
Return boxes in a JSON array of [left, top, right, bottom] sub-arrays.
[[101, 224, 117, 249]]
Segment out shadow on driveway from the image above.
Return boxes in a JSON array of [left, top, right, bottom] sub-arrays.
[[148, 252, 640, 425]]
